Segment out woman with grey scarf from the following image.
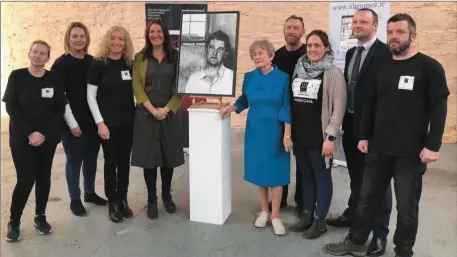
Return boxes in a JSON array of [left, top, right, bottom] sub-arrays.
[[288, 30, 347, 239]]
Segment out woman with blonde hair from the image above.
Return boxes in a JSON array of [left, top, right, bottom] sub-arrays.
[[130, 19, 184, 220], [220, 39, 292, 236], [51, 21, 107, 218], [86, 25, 136, 223]]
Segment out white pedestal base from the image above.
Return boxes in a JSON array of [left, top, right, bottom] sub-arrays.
[[188, 108, 232, 225]]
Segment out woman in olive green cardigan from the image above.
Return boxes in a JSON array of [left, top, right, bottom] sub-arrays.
[[131, 19, 184, 220]]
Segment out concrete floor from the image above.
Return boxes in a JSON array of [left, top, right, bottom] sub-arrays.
[[1, 129, 456, 257]]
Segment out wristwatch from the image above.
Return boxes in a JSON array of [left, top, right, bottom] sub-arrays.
[[327, 135, 336, 141]]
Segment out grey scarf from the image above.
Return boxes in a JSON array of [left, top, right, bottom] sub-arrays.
[[294, 52, 335, 80]]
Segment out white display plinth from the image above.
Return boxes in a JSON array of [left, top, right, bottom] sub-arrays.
[[188, 108, 232, 225]]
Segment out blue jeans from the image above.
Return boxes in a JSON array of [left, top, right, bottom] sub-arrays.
[[295, 147, 333, 219], [61, 129, 101, 200]]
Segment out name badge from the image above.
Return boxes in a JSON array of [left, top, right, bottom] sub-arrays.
[[292, 78, 322, 100], [121, 70, 132, 80], [41, 88, 54, 98], [398, 75, 414, 90]]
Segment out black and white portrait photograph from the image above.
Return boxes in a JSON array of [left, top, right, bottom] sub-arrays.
[[176, 11, 240, 97]]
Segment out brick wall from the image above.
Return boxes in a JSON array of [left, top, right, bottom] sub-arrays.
[[1, 1, 456, 143]]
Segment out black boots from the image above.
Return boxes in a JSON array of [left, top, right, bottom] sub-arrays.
[[289, 210, 314, 232], [146, 194, 177, 220], [162, 195, 176, 214], [120, 199, 133, 218], [108, 202, 123, 223], [303, 218, 328, 239], [109, 197, 133, 222]]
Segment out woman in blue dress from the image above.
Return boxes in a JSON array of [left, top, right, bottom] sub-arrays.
[[220, 39, 292, 236]]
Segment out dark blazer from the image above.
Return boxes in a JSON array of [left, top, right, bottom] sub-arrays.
[[342, 38, 391, 139]]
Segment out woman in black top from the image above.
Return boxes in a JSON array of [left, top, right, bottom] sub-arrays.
[[51, 22, 107, 217], [87, 25, 136, 223], [2, 40, 66, 242], [131, 19, 184, 220], [288, 30, 347, 239]]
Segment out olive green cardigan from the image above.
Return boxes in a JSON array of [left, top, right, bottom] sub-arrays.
[[132, 51, 182, 113]]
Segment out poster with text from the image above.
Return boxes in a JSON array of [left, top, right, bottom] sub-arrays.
[[328, 1, 390, 70], [145, 3, 207, 50], [145, 3, 207, 149]]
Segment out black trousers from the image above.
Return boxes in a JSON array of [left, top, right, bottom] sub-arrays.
[[281, 162, 302, 206], [101, 124, 133, 203], [349, 150, 425, 257], [10, 141, 58, 221], [144, 167, 174, 203], [342, 114, 392, 238]]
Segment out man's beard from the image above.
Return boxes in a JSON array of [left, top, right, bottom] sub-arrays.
[[389, 37, 411, 56], [285, 35, 300, 46]]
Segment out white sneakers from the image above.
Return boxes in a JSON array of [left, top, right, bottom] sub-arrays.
[[254, 211, 286, 236], [254, 211, 269, 228], [271, 218, 286, 236]]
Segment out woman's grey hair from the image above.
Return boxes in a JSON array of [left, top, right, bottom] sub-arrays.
[[249, 39, 275, 59]]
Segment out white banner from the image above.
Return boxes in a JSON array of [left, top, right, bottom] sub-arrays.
[[328, 1, 390, 70]]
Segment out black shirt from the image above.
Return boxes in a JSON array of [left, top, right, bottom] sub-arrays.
[[87, 57, 135, 127], [2, 68, 67, 147], [51, 53, 95, 131], [360, 52, 450, 156], [272, 44, 306, 82], [291, 71, 324, 149]]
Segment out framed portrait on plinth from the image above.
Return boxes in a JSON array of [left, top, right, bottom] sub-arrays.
[[176, 11, 240, 97]]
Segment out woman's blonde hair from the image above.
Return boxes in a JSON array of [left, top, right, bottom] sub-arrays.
[[94, 25, 134, 64], [249, 39, 275, 59], [64, 22, 90, 53]]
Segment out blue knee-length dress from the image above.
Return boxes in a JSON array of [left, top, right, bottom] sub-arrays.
[[234, 67, 291, 187]]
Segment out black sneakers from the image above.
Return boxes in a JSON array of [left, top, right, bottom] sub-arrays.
[[6, 216, 51, 242], [6, 220, 20, 242], [324, 235, 366, 256], [34, 215, 52, 235]]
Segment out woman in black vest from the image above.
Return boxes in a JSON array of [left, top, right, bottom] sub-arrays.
[[3, 40, 66, 242], [87, 25, 136, 223]]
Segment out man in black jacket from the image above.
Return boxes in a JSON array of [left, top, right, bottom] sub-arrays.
[[325, 8, 392, 256], [270, 14, 306, 215], [325, 13, 449, 257]]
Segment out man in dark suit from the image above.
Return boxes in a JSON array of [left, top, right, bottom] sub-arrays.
[[325, 8, 392, 256]]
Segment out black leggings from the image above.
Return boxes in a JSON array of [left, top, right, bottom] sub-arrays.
[[143, 167, 174, 203], [10, 142, 57, 221]]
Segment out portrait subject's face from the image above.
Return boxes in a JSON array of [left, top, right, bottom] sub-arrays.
[[206, 39, 226, 67]]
